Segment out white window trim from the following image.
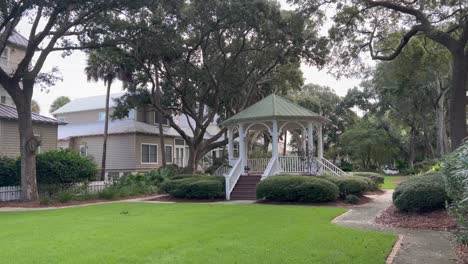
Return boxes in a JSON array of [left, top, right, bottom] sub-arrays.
[[79, 144, 88, 157], [141, 143, 158, 164], [164, 144, 174, 164]]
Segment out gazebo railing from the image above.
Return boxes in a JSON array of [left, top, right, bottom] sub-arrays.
[[247, 158, 270, 173], [224, 158, 243, 200], [262, 157, 279, 180], [278, 156, 309, 173]]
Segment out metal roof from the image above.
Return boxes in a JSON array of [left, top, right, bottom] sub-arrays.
[[220, 94, 329, 126], [0, 104, 65, 125], [52, 93, 125, 115], [1, 30, 28, 49]]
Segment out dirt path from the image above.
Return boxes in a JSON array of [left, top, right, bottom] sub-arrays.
[[334, 190, 458, 264]]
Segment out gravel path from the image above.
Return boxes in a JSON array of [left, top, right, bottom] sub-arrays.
[[334, 190, 458, 264]]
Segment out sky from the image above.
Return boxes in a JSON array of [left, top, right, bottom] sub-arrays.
[[15, 2, 362, 117]]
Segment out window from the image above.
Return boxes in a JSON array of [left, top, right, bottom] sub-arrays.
[[1, 47, 9, 60], [141, 144, 157, 163], [0, 96, 6, 104], [99, 112, 106, 121], [154, 112, 169, 126], [127, 109, 136, 120], [79, 145, 88, 157], [57, 116, 65, 122], [175, 139, 185, 145], [165, 145, 173, 163]]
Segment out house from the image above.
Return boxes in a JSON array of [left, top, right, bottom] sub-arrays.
[[0, 31, 63, 158], [52, 93, 225, 179]]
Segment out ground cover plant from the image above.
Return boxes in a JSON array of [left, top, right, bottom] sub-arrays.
[[381, 176, 402, 190], [0, 203, 396, 263]]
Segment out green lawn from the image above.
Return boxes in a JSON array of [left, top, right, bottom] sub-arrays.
[[381, 176, 402, 189], [0, 203, 396, 264]]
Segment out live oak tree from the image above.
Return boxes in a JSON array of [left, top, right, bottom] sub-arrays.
[[111, 0, 328, 172], [298, 0, 468, 149], [0, 0, 141, 200]]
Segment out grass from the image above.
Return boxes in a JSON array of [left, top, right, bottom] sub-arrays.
[[0, 203, 396, 264], [381, 176, 402, 189]]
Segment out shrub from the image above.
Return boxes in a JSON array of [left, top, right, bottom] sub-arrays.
[[0, 156, 20, 186], [161, 175, 225, 199], [345, 194, 360, 204], [393, 172, 448, 212], [36, 149, 97, 186], [55, 190, 74, 203], [352, 172, 384, 184], [256, 176, 339, 203], [443, 142, 468, 244], [324, 176, 369, 197]]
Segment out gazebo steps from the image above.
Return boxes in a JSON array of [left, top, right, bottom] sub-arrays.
[[230, 175, 261, 200]]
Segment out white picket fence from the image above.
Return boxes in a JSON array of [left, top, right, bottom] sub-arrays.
[[0, 181, 112, 202], [0, 186, 21, 201]]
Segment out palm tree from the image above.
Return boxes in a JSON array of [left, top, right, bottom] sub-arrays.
[[49, 96, 70, 113], [85, 49, 129, 181]]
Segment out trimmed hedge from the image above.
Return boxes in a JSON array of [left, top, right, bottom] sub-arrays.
[[0, 156, 19, 186], [323, 176, 369, 197], [161, 175, 225, 199], [352, 172, 384, 184], [392, 172, 448, 212], [256, 176, 339, 203]]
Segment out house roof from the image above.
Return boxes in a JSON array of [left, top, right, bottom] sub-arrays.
[[0, 104, 65, 125], [220, 94, 329, 126], [52, 93, 125, 115], [1, 29, 28, 49], [57, 119, 224, 141]]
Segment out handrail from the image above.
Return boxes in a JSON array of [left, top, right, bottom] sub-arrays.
[[262, 157, 278, 180], [318, 158, 349, 176], [213, 164, 232, 176], [225, 158, 243, 200]]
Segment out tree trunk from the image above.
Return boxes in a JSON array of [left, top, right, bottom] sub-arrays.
[[17, 80, 39, 201], [449, 52, 468, 149], [187, 145, 200, 173], [435, 86, 449, 157], [408, 127, 416, 168], [155, 69, 166, 166], [100, 81, 112, 181], [283, 130, 287, 156]]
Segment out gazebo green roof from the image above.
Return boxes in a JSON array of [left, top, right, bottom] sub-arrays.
[[220, 94, 329, 126]]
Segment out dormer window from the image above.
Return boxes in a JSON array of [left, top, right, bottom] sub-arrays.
[[99, 112, 106, 121], [154, 112, 169, 126]]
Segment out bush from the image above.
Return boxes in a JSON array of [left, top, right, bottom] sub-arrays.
[[36, 149, 97, 186], [393, 172, 448, 212], [352, 172, 384, 184], [345, 194, 360, 204], [0, 156, 19, 186], [442, 142, 468, 244], [339, 161, 353, 172], [161, 175, 225, 199], [324, 176, 369, 197], [256, 176, 339, 203], [55, 190, 74, 203]]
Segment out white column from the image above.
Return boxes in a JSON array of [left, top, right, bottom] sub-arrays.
[[272, 120, 279, 158], [301, 128, 307, 155], [307, 122, 314, 158], [227, 127, 234, 166], [238, 124, 246, 169], [318, 124, 323, 159]]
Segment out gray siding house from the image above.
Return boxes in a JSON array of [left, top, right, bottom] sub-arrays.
[[53, 94, 224, 178]]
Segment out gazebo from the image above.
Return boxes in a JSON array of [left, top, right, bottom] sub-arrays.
[[219, 94, 348, 200]]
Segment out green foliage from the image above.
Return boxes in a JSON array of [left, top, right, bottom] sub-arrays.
[[345, 194, 360, 204], [323, 176, 369, 197], [256, 176, 339, 203], [339, 119, 400, 169], [393, 172, 448, 212], [339, 161, 353, 172], [49, 96, 71, 113], [0, 156, 20, 186], [442, 142, 468, 244], [56, 190, 74, 203], [36, 149, 97, 186], [352, 172, 384, 184], [161, 175, 225, 199]]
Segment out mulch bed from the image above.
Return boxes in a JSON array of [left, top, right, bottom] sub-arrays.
[[147, 195, 226, 203], [457, 244, 468, 264], [0, 194, 159, 208], [375, 205, 458, 231]]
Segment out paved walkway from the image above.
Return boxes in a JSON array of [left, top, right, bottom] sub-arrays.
[[334, 191, 458, 264]]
